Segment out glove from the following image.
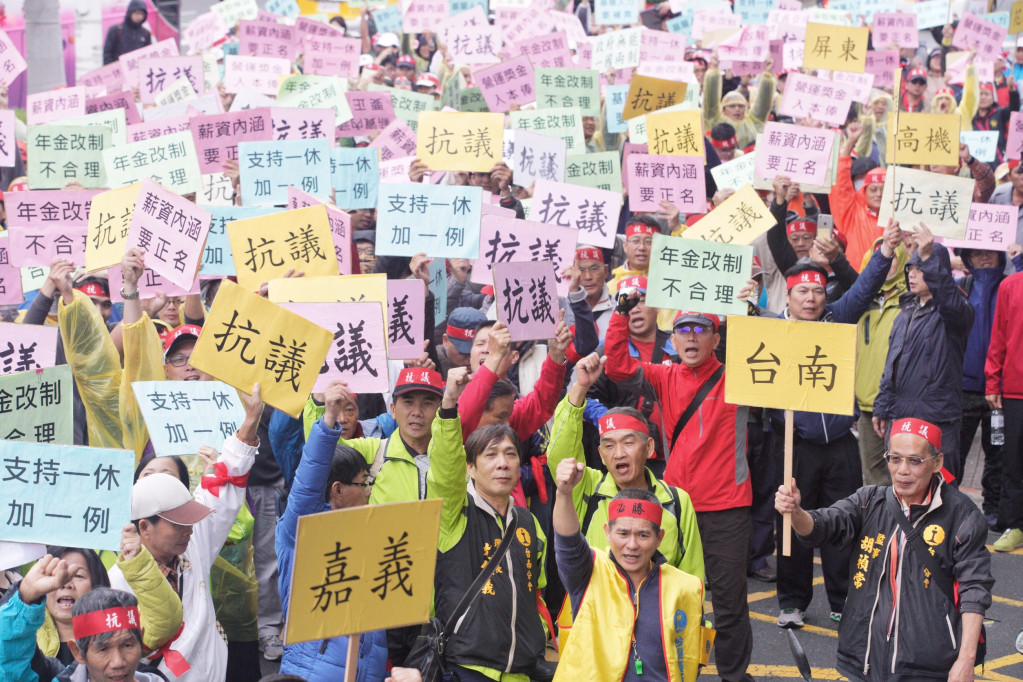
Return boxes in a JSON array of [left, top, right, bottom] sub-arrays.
[[615, 286, 640, 315]]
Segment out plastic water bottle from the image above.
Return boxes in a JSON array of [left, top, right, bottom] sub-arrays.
[[991, 409, 1005, 447]]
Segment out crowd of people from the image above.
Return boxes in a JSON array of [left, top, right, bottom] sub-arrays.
[[1, 0, 1020, 681]]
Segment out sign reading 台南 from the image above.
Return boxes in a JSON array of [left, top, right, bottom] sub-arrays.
[[683, 184, 776, 244], [189, 281, 332, 417], [239, 138, 332, 207], [532, 180, 621, 249], [28, 125, 113, 190], [284, 499, 442, 644], [376, 184, 483, 259], [492, 260, 561, 341], [646, 234, 751, 316], [0, 440, 133, 551], [0, 365, 73, 444], [886, 112, 960, 167], [5, 190, 99, 268], [876, 167, 974, 240], [0, 323, 58, 375], [938, 203, 1019, 252], [645, 109, 705, 156], [416, 111, 504, 172], [127, 179, 212, 290], [754, 122, 837, 187], [132, 381, 246, 457], [85, 184, 141, 273], [625, 153, 706, 213], [103, 131, 204, 196], [802, 23, 868, 73], [473, 215, 577, 296]]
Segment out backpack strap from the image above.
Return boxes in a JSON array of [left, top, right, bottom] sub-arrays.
[[670, 364, 725, 451], [884, 491, 955, 604]]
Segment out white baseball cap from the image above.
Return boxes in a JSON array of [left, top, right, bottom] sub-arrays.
[[376, 32, 400, 48], [131, 473, 213, 524]]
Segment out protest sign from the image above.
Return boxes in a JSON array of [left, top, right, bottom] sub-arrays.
[[108, 259, 200, 303], [5, 190, 98, 267], [445, 20, 501, 65], [331, 148, 379, 210], [938, 203, 1019, 252], [0, 236, 22, 304], [625, 153, 706, 213], [829, 71, 874, 105], [103, 130, 203, 196], [640, 29, 688, 62], [877, 167, 974, 240], [473, 214, 576, 295], [0, 368, 72, 442], [951, 13, 1007, 62], [132, 381, 247, 456], [1006, 112, 1023, 160], [458, 87, 490, 113], [269, 107, 337, 147], [386, 280, 427, 361], [372, 87, 439, 135], [872, 12, 918, 49], [127, 179, 212, 289], [472, 56, 537, 113], [492, 260, 561, 341], [127, 115, 192, 143], [606, 84, 630, 133], [505, 130, 567, 187], [78, 61, 124, 92], [404, 0, 452, 32], [0, 323, 58, 376], [710, 152, 756, 193], [509, 108, 585, 153], [535, 68, 601, 117], [646, 109, 705, 156], [223, 55, 292, 96], [190, 108, 273, 174], [277, 76, 352, 126], [0, 440, 133, 551], [646, 234, 751, 316], [777, 74, 854, 126], [428, 258, 448, 322], [370, 119, 419, 162], [683, 184, 775, 244], [565, 151, 624, 194], [211, 0, 259, 28], [864, 50, 899, 89], [284, 498, 442, 644], [1012, 0, 1023, 32], [266, 0, 299, 16], [886, 112, 960, 166], [183, 10, 230, 53], [622, 75, 689, 121], [85, 91, 140, 126], [137, 57, 205, 104], [338, 91, 395, 136], [27, 87, 87, 126], [376, 184, 483, 258], [533, 179, 621, 249], [85, 184, 141, 273], [20, 266, 48, 295], [754, 123, 837, 187], [66, 108, 129, 150], [802, 23, 868, 73], [303, 34, 361, 80], [725, 315, 857, 415], [959, 131, 998, 164], [237, 20, 298, 61], [595, 0, 639, 25], [227, 204, 339, 291], [286, 187, 353, 276], [0, 110, 14, 167], [513, 31, 573, 69], [416, 111, 504, 172], [0, 29, 26, 86], [590, 27, 642, 70], [201, 206, 276, 277], [119, 39, 180, 89], [27, 125, 112, 190], [189, 280, 332, 417], [238, 138, 332, 206], [269, 273, 388, 305]]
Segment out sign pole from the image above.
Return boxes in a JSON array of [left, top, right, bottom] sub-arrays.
[[344, 634, 360, 682], [783, 408, 794, 557]]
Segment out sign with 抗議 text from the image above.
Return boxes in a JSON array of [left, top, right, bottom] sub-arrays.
[[532, 180, 621, 249], [28, 125, 112, 190], [710, 152, 756, 193], [777, 74, 854, 127], [0, 323, 58, 375], [0, 365, 73, 444], [802, 23, 868, 73], [725, 315, 857, 415], [238, 138, 332, 207], [190, 108, 273, 174], [103, 130, 203, 195], [226, 204, 339, 291], [646, 109, 705, 157], [127, 179, 212, 290], [472, 56, 537, 113], [535, 68, 601, 117], [270, 107, 337, 146], [200, 205, 276, 277], [682, 184, 775, 244], [5, 190, 99, 268], [876, 167, 974, 240], [0, 440, 133, 550], [754, 122, 837, 187], [137, 56, 205, 104], [331, 148, 378, 210], [376, 184, 483, 259], [285, 187, 352, 276], [625, 153, 706, 213], [85, 184, 142, 273], [386, 280, 427, 361], [509, 107, 585, 154], [416, 111, 504, 173], [473, 214, 576, 296], [504, 130, 567, 188], [886, 112, 960, 167], [937, 203, 1019, 252], [189, 280, 332, 417], [0, 110, 16, 167], [284, 498, 442, 644], [132, 381, 247, 456], [119, 39, 179, 89], [492, 260, 561, 341], [646, 234, 751, 316], [621, 75, 689, 121]]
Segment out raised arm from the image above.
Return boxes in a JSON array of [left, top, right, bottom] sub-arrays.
[[508, 319, 570, 439], [429, 367, 473, 552], [456, 321, 510, 436], [116, 524, 183, 653]]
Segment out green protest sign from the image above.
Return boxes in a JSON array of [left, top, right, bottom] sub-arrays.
[[459, 87, 491, 112], [0, 364, 74, 444], [565, 151, 623, 194], [27, 125, 113, 190], [535, 68, 601, 117], [369, 84, 440, 133], [646, 233, 752, 316], [510, 107, 585, 153]]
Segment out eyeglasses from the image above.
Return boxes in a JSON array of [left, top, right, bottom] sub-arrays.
[[673, 325, 711, 335], [165, 354, 192, 367], [625, 238, 653, 247], [883, 453, 936, 469], [347, 478, 374, 488]]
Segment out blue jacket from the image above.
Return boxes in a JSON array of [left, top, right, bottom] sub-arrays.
[[957, 252, 1023, 394], [275, 418, 389, 682], [874, 244, 974, 423]]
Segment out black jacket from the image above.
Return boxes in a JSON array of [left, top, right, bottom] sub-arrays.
[[873, 244, 973, 424], [804, 479, 993, 680], [103, 0, 152, 65]]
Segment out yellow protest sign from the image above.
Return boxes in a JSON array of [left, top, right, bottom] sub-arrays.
[[189, 280, 332, 417], [724, 315, 857, 415], [621, 75, 688, 121], [1012, 1, 1023, 33], [681, 184, 775, 244], [268, 273, 387, 304], [645, 109, 705, 156], [283, 499, 442, 644], [416, 111, 505, 173], [885, 112, 960, 167], [226, 205, 339, 292], [802, 23, 868, 73], [85, 183, 142, 273]]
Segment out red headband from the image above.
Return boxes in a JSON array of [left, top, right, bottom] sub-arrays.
[[608, 498, 663, 526], [709, 135, 738, 150], [891, 418, 942, 452], [626, 222, 656, 237], [598, 413, 649, 437], [72, 607, 141, 640], [786, 270, 826, 290], [576, 247, 604, 263], [864, 168, 886, 186], [1010, 159, 1020, 171], [445, 323, 475, 341], [786, 219, 817, 235], [75, 282, 108, 298]]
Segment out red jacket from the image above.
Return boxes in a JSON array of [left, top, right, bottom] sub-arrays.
[[829, 154, 884, 273], [985, 272, 1023, 399], [604, 312, 751, 512]]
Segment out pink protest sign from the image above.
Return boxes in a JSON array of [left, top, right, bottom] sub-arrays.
[[237, 20, 299, 61], [952, 13, 1007, 63], [404, 0, 451, 34], [5, 189, 99, 267], [1007, 112, 1023, 159], [754, 122, 836, 187], [640, 31, 687, 63], [717, 25, 769, 63], [127, 179, 213, 290], [270, 108, 337, 145], [286, 186, 353, 275], [767, 10, 807, 41], [27, 87, 87, 125], [379, 156, 417, 184], [337, 92, 395, 136], [370, 119, 418, 162], [532, 179, 622, 249], [865, 50, 899, 89], [386, 279, 426, 360], [0, 236, 23, 304], [108, 263, 199, 302], [778, 73, 854, 126], [492, 260, 561, 341], [191, 108, 273, 173], [137, 56, 206, 104], [86, 91, 142, 125], [831, 71, 874, 104], [119, 39, 180, 88], [722, 61, 764, 78], [473, 214, 577, 296], [625, 153, 707, 213], [550, 10, 588, 45], [441, 6, 489, 44], [183, 11, 229, 54], [223, 55, 292, 95], [447, 23, 502, 66], [691, 10, 742, 40], [0, 110, 14, 167], [0, 30, 27, 87], [938, 203, 1019, 251], [78, 61, 125, 93], [502, 5, 555, 46], [473, 56, 537, 113], [513, 31, 573, 69], [302, 34, 361, 80], [872, 12, 918, 49], [127, 116, 193, 143], [281, 302, 390, 393], [0, 323, 59, 375], [294, 16, 343, 38]]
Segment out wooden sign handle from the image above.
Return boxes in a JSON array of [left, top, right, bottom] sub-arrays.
[[344, 634, 360, 682], [782, 408, 794, 557]]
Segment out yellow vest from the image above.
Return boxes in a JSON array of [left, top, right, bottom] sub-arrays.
[[554, 551, 704, 682]]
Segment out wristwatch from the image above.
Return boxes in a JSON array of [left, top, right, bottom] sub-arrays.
[[120, 286, 139, 300]]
